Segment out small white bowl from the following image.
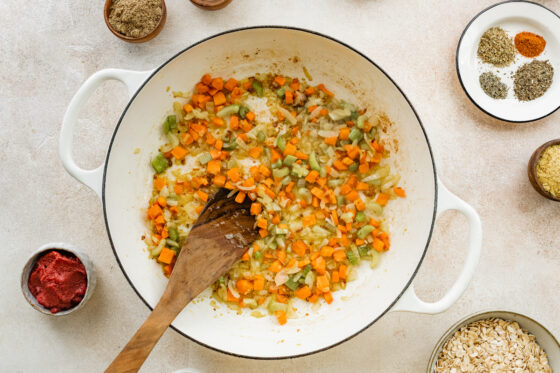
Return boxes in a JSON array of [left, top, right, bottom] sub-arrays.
[[427, 310, 560, 372], [21, 243, 96, 316], [456, 0, 560, 122]]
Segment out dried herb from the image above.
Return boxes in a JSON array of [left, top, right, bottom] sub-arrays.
[[477, 27, 515, 67], [109, 0, 162, 38], [513, 60, 554, 101], [479, 72, 508, 99]]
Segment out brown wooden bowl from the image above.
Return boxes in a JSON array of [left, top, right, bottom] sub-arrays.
[[104, 0, 167, 43], [190, 0, 232, 10], [528, 139, 560, 202]]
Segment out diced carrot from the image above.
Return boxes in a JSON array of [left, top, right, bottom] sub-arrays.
[[319, 109, 328, 116], [250, 202, 262, 215], [275, 310, 287, 325], [323, 291, 333, 304], [235, 192, 246, 204], [317, 83, 334, 97], [274, 76, 286, 86], [196, 190, 208, 202], [333, 250, 347, 262], [346, 190, 360, 202], [342, 157, 354, 166], [283, 143, 296, 156], [147, 204, 162, 219], [312, 256, 326, 275], [183, 103, 193, 113], [376, 193, 390, 206], [394, 187, 406, 198], [211, 77, 224, 90], [257, 218, 268, 229], [269, 260, 283, 273], [201, 74, 212, 85], [227, 167, 241, 182], [195, 82, 209, 93], [248, 146, 262, 159], [331, 271, 340, 283], [320, 246, 334, 257], [154, 177, 167, 191], [213, 91, 226, 106], [325, 136, 338, 145], [154, 215, 165, 225], [290, 79, 300, 91], [285, 90, 293, 104], [236, 279, 253, 295], [292, 240, 307, 256], [277, 250, 286, 264], [302, 214, 316, 227], [245, 111, 255, 122], [339, 127, 350, 140], [229, 115, 239, 130], [158, 248, 176, 264], [206, 159, 221, 175], [227, 289, 239, 303], [333, 160, 348, 171], [358, 163, 369, 174], [373, 238, 385, 252], [156, 196, 166, 208], [213, 174, 226, 187], [224, 78, 238, 91], [316, 275, 329, 292], [253, 275, 265, 291], [259, 229, 268, 238], [355, 199, 366, 211], [295, 285, 311, 300], [195, 205, 204, 214], [339, 184, 352, 195], [305, 170, 319, 183], [241, 250, 250, 261], [339, 264, 347, 280], [311, 187, 324, 199], [174, 184, 184, 195]]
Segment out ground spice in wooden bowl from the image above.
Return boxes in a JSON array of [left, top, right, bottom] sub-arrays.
[[536, 144, 560, 198], [108, 0, 163, 39], [515, 31, 546, 58]]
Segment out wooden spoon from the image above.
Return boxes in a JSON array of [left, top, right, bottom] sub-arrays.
[[106, 188, 258, 373]]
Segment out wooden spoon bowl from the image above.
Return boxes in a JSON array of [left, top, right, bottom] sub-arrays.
[[528, 138, 560, 202], [190, 0, 232, 10], [104, 0, 167, 43]]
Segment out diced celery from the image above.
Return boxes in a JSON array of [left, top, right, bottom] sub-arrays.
[[168, 227, 179, 242], [357, 225, 375, 239], [337, 195, 345, 205], [162, 115, 176, 134], [350, 110, 359, 120], [268, 299, 288, 312], [219, 276, 225, 284], [223, 142, 237, 150], [291, 163, 309, 178], [349, 128, 363, 142], [276, 88, 285, 97], [357, 115, 367, 129], [253, 251, 263, 260], [347, 250, 359, 265], [216, 104, 240, 118], [151, 153, 169, 173], [298, 265, 312, 283], [358, 244, 370, 257], [355, 211, 366, 222], [238, 105, 249, 119], [283, 154, 297, 166], [198, 152, 212, 165], [276, 136, 286, 151], [309, 152, 320, 171], [285, 276, 299, 291], [349, 163, 358, 172], [273, 167, 290, 179], [257, 131, 266, 143], [319, 167, 327, 178], [252, 80, 263, 97], [271, 160, 283, 169]]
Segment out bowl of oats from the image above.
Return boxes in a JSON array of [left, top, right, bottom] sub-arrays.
[[428, 310, 559, 372]]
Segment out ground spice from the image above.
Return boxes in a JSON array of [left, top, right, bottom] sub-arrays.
[[479, 72, 508, 99], [477, 27, 516, 67], [537, 145, 560, 198], [109, 0, 162, 38], [515, 31, 546, 58], [513, 60, 554, 101]]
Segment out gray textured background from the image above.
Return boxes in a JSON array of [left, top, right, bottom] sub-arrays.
[[1, 0, 559, 372]]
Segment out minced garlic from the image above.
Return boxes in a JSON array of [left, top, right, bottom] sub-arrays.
[[536, 144, 560, 197]]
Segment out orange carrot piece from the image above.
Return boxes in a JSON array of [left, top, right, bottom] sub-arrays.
[[339, 264, 347, 280], [274, 76, 286, 86], [226, 167, 241, 182], [376, 193, 390, 206], [316, 275, 329, 292], [333, 250, 347, 262], [253, 275, 265, 291], [305, 170, 319, 183], [248, 146, 263, 159], [323, 291, 333, 304], [158, 248, 176, 264], [250, 202, 262, 215], [196, 190, 208, 202], [394, 187, 406, 198], [236, 279, 253, 295], [245, 111, 255, 122], [275, 310, 287, 325], [211, 78, 224, 90], [224, 78, 238, 91], [339, 127, 350, 140], [171, 146, 188, 160], [213, 91, 226, 106], [257, 218, 268, 229], [320, 246, 334, 257], [292, 240, 307, 256], [269, 260, 283, 273], [312, 256, 326, 275], [229, 115, 239, 130], [302, 214, 316, 227], [296, 286, 312, 300], [206, 159, 221, 175], [235, 192, 246, 204], [285, 90, 293, 104], [373, 238, 385, 252], [325, 136, 338, 145]]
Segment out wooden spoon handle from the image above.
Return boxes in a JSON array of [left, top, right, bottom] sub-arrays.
[[105, 296, 191, 373]]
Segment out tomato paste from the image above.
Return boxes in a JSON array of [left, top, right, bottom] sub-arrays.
[[28, 250, 88, 313]]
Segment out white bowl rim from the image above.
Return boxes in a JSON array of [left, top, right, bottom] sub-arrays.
[[100, 25, 439, 359], [426, 309, 560, 372], [21, 242, 95, 316], [455, 0, 560, 123]]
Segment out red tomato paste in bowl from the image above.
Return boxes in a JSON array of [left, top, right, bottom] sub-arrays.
[[27, 250, 88, 313]]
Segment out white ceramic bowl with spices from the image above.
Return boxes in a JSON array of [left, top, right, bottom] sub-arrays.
[[21, 242, 97, 316], [427, 310, 560, 372], [456, 0, 560, 122]]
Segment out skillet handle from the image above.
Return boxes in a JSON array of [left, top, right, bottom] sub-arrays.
[[392, 179, 482, 314], [59, 68, 152, 198]]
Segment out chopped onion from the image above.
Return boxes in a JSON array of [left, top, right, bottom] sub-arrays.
[[277, 106, 297, 125]]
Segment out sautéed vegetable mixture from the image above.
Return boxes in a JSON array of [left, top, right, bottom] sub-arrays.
[[144, 73, 405, 325]]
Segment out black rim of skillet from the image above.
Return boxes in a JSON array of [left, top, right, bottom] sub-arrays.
[[101, 26, 439, 360], [456, 0, 560, 123]]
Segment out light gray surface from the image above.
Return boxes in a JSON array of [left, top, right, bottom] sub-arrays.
[[1, 0, 559, 372]]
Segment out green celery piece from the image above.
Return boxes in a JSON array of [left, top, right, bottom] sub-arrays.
[[357, 225, 375, 239], [358, 244, 370, 257], [349, 128, 363, 142], [283, 154, 297, 166], [151, 153, 169, 173], [168, 227, 179, 242], [253, 251, 263, 260], [285, 276, 299, 291], [349, 163, 358, 172], [273, 167, 290, 179], [198, 152, 212, 165], [276, 88, 285, 97], [347, 250, 359, 265], [271, 160, 283, 169], [238, 105, 249, 119], [257, 131, 266, 143], [252, 80, 264, 97], [355, 211, 366, 222], [337, 195, 345, 205], [309, 152, 320, 171], [356, 115, 367, 129], [216, 104, 240, 118], [276, 136, 286, 151]]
